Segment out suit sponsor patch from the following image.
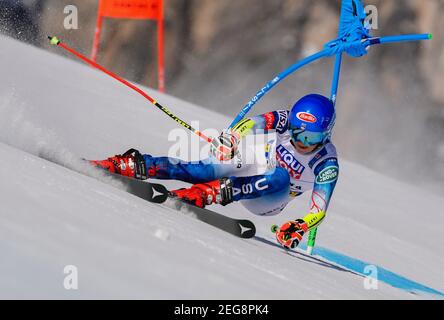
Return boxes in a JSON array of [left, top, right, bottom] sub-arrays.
[[315, 166, 339, 184], [276, 145, 305, 179], [276, 111, 288, 133]]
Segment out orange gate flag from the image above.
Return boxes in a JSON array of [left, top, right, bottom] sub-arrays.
[[99, 0, 162, 19], [91, 0, 165, 92]]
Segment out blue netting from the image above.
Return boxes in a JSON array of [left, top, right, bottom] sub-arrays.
[[325, 0, 371, 58]]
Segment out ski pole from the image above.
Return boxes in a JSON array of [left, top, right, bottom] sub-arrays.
[[47, 36, 213, 145], [306, 227, 318, 256]]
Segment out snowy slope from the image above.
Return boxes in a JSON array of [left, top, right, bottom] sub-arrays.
[[0, 35, 443, 299]]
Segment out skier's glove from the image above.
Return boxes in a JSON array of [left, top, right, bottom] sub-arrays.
[[275, 219, 308, 249], [209, 131, 241, 161]]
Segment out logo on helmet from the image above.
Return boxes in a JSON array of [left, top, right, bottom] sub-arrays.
[[297, 112, 317, 123]]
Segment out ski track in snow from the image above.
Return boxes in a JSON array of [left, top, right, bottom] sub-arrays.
[[0, 35, 443, 299]]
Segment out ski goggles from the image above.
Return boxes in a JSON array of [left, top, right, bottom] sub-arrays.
[[290, 128, 328, 147]]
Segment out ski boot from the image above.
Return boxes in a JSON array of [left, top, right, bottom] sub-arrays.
[[89, 148, 147, 180], [171, 178, 234, 208]]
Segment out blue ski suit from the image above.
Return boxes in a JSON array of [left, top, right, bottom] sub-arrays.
[[144, 110, 339, 222]]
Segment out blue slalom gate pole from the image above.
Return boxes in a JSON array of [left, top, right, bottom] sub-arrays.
[[306, 52, 343, 256], [228, 50, 330, 129], [228, 33, 431, 129], [330, 53, 343, 106], [226, 0, 431, 257], [372, 33, 432, 45]]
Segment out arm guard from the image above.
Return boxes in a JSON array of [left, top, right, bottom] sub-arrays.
[[303, 157, 339, 230], [231, 110, 290, 138]]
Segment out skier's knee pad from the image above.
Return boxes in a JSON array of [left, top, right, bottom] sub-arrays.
[[231, 167, 289, 199], [265, 167, 291, 191], [236, 167, 291, 216], [240, 188, 290, 216]]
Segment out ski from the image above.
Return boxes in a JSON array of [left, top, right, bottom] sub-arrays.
[[37, 151, 256, 239], [108, 173, 256, 239]]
